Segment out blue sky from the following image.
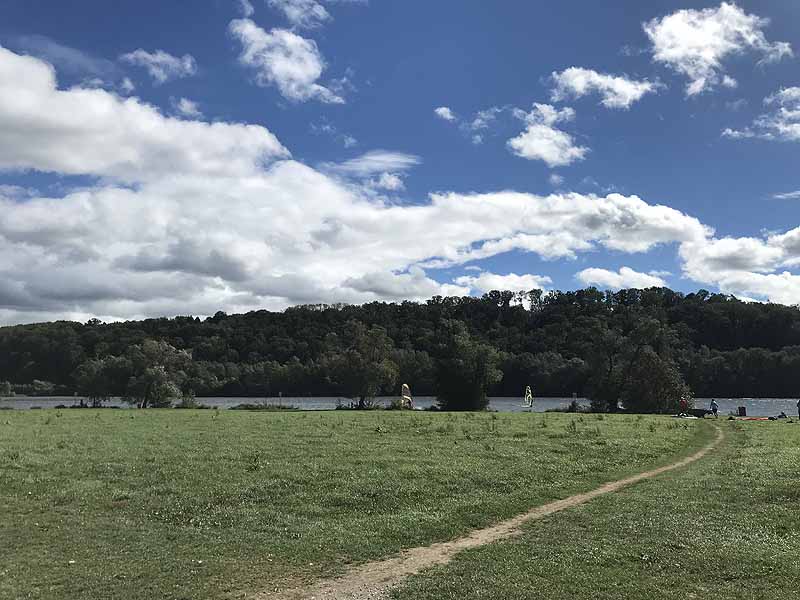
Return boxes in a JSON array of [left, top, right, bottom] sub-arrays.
[[1, 0, 800, 324]]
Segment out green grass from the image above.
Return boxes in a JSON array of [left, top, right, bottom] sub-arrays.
[[391, 419, 800, 600], [0, 410, 709, 599]]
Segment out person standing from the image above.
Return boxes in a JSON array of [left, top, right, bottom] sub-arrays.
[[679, 396, 688, 416], [797, 398, 800, 420], [710, 398, 719, 418]]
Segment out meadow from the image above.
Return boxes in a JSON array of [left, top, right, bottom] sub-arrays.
[[392, 420, 800, 600], [0, 410, 710, 599]]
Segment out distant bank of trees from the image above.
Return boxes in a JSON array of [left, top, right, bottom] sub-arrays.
[[2, 287, 800, 411]]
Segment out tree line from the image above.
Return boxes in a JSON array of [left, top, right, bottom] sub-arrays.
[[1, 287, 800, 411]]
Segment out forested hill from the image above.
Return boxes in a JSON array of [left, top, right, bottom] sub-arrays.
[[2, 287, 800, 400]]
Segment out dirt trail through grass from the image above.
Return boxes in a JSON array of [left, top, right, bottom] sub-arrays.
[[262, 424, 724, 600]]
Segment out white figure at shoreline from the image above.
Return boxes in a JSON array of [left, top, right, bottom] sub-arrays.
[[400, 383, 413, 410], [523, 385, 533, 409]]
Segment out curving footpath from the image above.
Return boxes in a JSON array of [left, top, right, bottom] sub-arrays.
[[259, 424, 724, 600]]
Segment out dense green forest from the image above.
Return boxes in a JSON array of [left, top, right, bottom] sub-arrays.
[[2, 288, 800, 408]]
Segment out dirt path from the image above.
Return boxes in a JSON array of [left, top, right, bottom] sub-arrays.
[[259, 424, 724, 600]]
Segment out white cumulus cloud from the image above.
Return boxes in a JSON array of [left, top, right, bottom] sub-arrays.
[[455, 272, 552, 294], [229, 18, 343, 103], [507, 103, 588, 167], [5, 45, 800, 323], [679, 229, 800, 304], [268, 0, 331, 29], [120, 49, 197, 84], [434, 106, 456, 121], [238, 0, 255, 16], [723, 87, 800, 141], [644, 2, 792, 96], [576, 267, 667, 289], [370, 172, 405, 191], [173, 97, 203, 118], [0, 46, 287, 183], [551, 67, 659, 109]]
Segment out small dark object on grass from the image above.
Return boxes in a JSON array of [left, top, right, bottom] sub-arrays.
[[688, 408, 712, 418]]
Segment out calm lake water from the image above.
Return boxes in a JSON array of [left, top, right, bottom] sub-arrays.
[[0, 396, 797, 416]]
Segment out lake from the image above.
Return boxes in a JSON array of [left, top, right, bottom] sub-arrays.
[[0, 395, 797, 416]]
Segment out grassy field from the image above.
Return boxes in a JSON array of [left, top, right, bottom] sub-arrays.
[[391, 419, 800, 600], [0, 410, 710, 599]]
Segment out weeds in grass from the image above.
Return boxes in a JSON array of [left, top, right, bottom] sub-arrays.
[[244, 451, 264, 472]]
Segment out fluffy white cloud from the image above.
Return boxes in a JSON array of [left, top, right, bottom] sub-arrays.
[[418, 191, 711, 268], [576, 267, 667, 289], [173, 97, 202, 118], [507, 103, 588, 167], [550, 67, 659, 109], [369, 172, 405, 191], [0, 46, 287, 182], [679, 228, 800, 303], [470, 106, 504, 131], [723, 87, 800, 141], [434, 106, 456, 121], [644, 3, 792, 96], [455, 272, 552, 294], [229, 19, 343, 103], [268, 0, 331, 29], [238, 0, 255, 17], [120, 49, 197, 84], [344, 267, 468, 301], [5, 45, 800, 324]]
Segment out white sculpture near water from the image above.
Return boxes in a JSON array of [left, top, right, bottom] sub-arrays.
[[523, 385, 533, 409], [400, 383, 414, 410]]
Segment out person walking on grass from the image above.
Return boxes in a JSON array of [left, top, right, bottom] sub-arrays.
[[710, 398, 719, 418]]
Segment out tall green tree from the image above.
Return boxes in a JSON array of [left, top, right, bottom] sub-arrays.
[[435, 320, 503, 411], [73, 358, 113, 407], [323, 321, 398, 408], [618, 347, 692, 413], [123, 340, 191, 408]]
